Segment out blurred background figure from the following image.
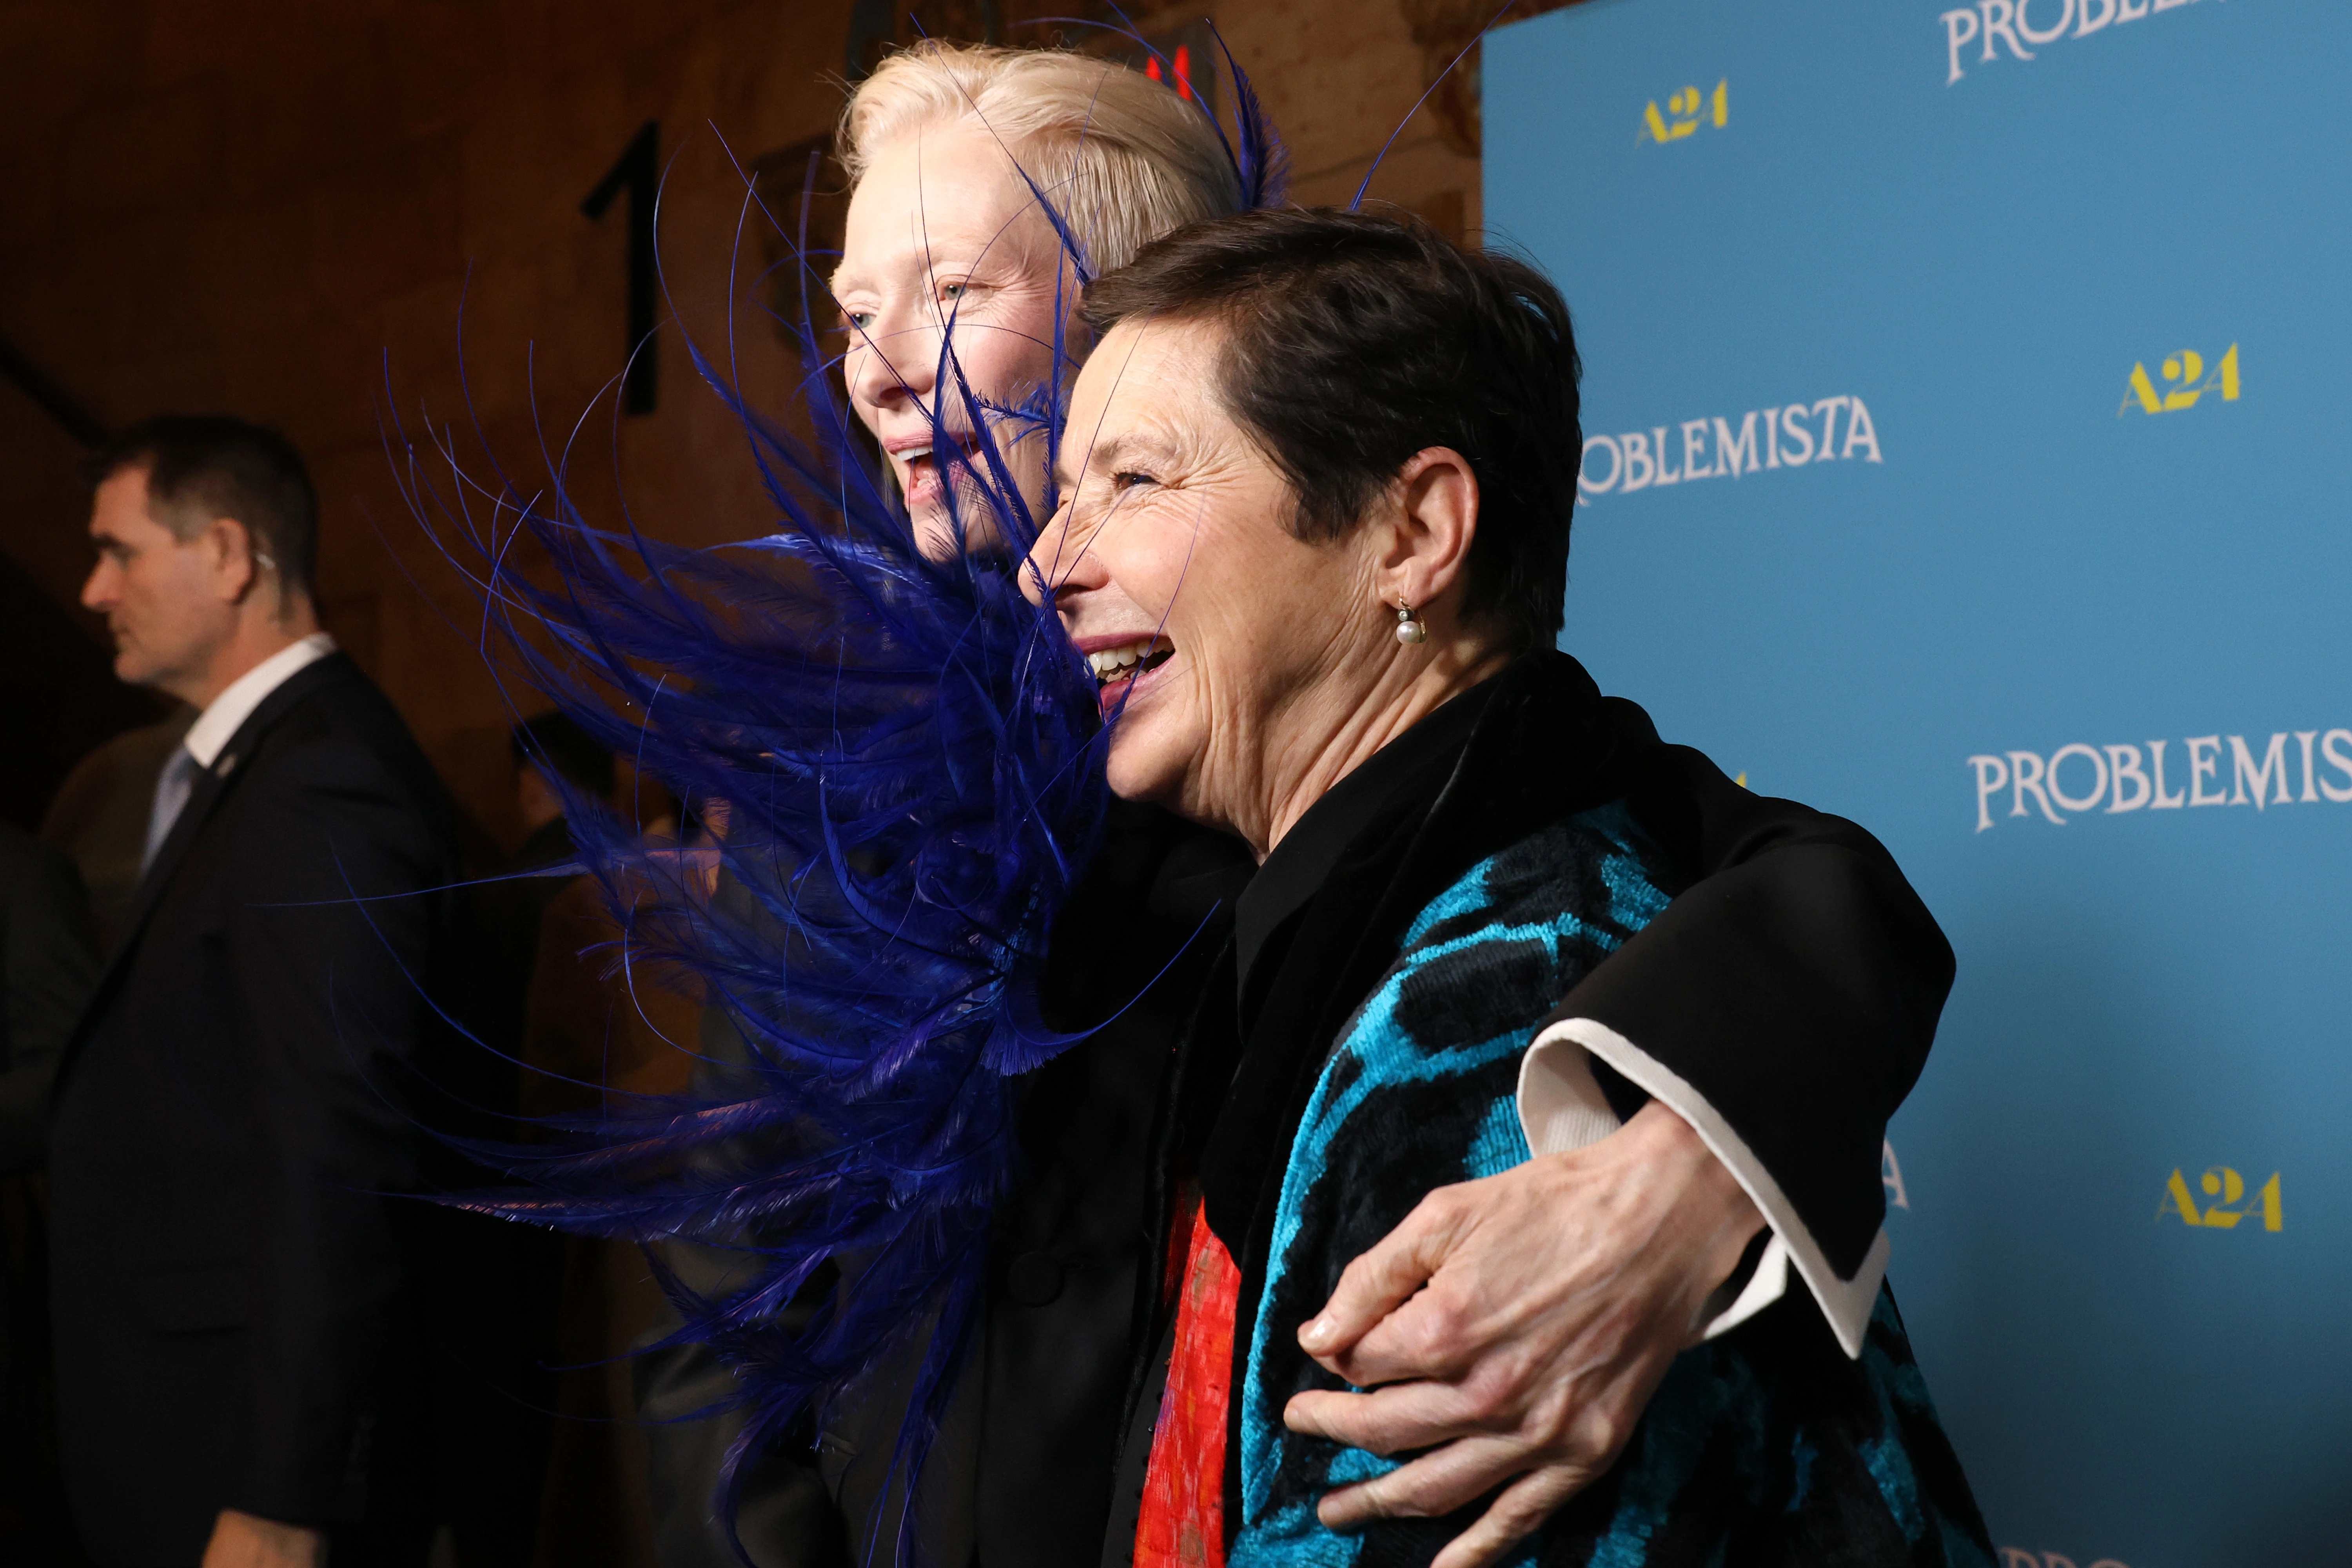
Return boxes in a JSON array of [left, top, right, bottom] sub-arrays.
[[509, 743, 697, 1568], [0, 820, 98, 1180], [40, 710, 192, 952], [468, 704, 697, 1568], [0, 823, 100, 1564], [475, 710, 617, 1100]]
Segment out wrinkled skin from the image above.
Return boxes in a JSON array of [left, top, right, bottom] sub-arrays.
[[1289, 1102, 1761, 1568], [1022, 313, 1500, 857]]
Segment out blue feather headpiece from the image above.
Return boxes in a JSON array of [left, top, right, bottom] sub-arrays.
[[388, 31, 1288, 1564]]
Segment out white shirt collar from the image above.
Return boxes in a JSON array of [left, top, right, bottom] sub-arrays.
[[182, 632, 339, 768]]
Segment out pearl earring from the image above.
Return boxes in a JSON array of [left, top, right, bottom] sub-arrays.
[[1394, 599, 1427, 645]]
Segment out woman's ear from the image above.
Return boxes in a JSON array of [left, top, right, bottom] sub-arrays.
[[1380, 446, 1480, 612]]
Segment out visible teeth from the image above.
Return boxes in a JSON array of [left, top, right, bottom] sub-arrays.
[[903, 446, 932, 463], [1087, 640, 1164, 680]]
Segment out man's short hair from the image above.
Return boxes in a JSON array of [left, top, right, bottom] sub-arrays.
[[1081, 208, 1582, 653], [88, 415, 320, 601], [510, 710, 616, 801]]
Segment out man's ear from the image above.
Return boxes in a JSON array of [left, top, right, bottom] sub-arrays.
[[1380, 447, 1480, 613], [202, 517, 262, 606]]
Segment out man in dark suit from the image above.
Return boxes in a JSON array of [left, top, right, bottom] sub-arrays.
[[54, 416, 463, 1568]]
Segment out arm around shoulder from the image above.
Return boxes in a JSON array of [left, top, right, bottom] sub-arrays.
[[1532, 726, 1954, 1346]]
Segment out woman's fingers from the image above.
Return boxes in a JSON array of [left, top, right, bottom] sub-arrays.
[[1297, 1187, 1473, 1369], [1311, 1434, 1540, 1529], [1283, 1377, 1490, 1457], [1428, 1467, 1597, 1568], [1284, 1108, 1770, 1553]]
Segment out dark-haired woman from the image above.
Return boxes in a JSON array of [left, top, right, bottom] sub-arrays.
[[1027, 208, 1992, 1568], [621, 42, 1974, 1568]]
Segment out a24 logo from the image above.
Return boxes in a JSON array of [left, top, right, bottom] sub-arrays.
[[2158, 1164, 2282, 1230], [2120, 342, 2238, 416], [1641, 80, 1727, 143]]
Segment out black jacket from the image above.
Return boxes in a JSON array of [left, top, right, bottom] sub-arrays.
[[0, 823, 102, 1555], [636, 806, 1249, 1568], [48, 653, 465, 1568], [0, 824, 100, 1173], [640, 682, 1953, 1568]]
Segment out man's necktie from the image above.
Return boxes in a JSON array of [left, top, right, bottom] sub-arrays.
[[142, 745, 199, 875]]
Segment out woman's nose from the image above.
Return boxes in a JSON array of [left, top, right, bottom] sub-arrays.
[[846, 310, 936, 414], [1022, 501, 1102, 608]]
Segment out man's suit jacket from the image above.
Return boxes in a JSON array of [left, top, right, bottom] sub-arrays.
[[49, 653, 464, 1568]]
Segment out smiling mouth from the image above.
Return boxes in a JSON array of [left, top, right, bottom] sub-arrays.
[[895, 438, 980, 506], [1087, 636, 1174, 691]]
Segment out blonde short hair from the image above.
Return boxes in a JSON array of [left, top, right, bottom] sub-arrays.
[[838, 40, 1245, 277]]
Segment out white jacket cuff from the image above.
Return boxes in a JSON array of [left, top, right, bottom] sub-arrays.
[[1515, 1017, 1886, 1358]]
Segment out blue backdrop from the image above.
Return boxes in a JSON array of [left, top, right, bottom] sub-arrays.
[[1486, 3, 2351, 1563]]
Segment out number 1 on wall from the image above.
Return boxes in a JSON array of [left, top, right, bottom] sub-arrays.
[[583, 120, 660, 416]]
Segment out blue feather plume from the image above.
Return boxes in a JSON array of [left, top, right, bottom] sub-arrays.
[[386, 43, 1289, 1565]]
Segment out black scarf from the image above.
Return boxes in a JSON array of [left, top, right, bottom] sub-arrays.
[[1099, 651, 1662, 1559]]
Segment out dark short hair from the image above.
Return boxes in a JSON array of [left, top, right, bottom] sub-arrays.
[[1080, 208, 1581, 652], [88, 415, 319, 600], [511, 710, 616, 800]]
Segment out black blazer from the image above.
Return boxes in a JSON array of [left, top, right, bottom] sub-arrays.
[[48, 653, 465, 1567]]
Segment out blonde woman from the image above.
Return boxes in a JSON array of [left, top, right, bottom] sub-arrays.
[[633, 42, 1955, 1568]]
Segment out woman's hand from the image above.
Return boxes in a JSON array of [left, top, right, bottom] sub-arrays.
[[1281, 1101, 1765, 1568]]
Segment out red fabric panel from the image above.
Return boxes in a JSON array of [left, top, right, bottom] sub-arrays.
[[1134, 1198, 1240, 1568]]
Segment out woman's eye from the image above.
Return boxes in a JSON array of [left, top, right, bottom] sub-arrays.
[[1111, 470, 1157, 491], [844, 310, 876, 332]]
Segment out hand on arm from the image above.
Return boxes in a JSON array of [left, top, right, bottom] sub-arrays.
[[1282, 1101, 1761, 1568], [201, 1510, 324, 1568]]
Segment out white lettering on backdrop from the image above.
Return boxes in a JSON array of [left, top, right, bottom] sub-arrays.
[[1577, 396, 1882, 504], [1942, 0, 2227, 88], [1967, 730, 2352, 831]]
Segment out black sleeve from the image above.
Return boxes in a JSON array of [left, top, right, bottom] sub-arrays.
[[1563, 699, 1954, 1280], [0, 829, 101, 1172], [221, 739, 449, 1523], [633, 995, 848, 1568], [634, 1247, 847, 1568]]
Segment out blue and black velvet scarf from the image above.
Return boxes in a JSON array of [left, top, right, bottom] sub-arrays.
[[1151, 651, 1992, 1568]]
